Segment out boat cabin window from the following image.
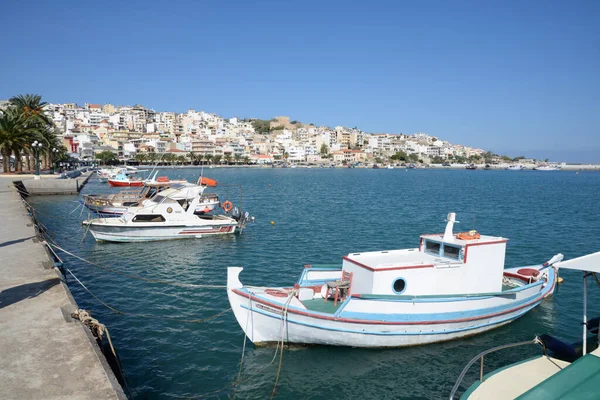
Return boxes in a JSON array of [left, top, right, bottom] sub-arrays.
[[443, 245, 461, 260], [392, 278, 407, 294], [424, 241, 441, 255], [132, 214, 166, 222]]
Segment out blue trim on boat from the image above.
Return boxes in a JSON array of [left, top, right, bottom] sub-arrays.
[[240, 302, 541, 336]]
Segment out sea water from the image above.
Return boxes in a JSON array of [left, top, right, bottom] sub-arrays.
[[31, 168, 600, 399]]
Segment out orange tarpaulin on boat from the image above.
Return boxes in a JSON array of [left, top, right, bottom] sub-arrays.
[[157, 176, 169, 182], [199, 177, 217, 187]]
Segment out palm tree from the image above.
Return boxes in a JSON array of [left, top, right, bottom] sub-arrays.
[[0, 109, 37, 172], [135, 153, 147, 164], [243, 156, 250, 165], [234, 154, 242, 165], [224, 154, 232, 165], [9, 94, 52, 126], [213, 155, 222, 165], [196, 153, 204, 165], [177, 155, 186, 165], [187, 152, 196, 165], [204, 154, 213, 165]]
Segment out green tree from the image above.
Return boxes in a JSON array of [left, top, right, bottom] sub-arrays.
[[243, 156, 250, 164], [213, 155, 222, 165], [204, 154, 213, 165], [196, 153, 204, 165], [407, 153, 419, 163], [134, 153, 147, 164], [320, 143, 329, 155], [234, 153, 241, 164], [187, 151, 196, 165], [0, 108, 36, 172], [431, 156, 444, 164], [177, 155, 186, 165], [224, 154, 232, 165], [95, 151, 118, 165], [390, 150, 408, 161]]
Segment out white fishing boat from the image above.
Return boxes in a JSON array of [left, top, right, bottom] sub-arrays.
[[505, 164, 525, 171], [227, 213, 559, 348], [83, 185, 250, 242], [534, 164, 561, 171], [451, 251, 600, 400], [82, 181, 219, 215]]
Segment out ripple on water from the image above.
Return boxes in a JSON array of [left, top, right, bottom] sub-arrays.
[[30, 169, 600, 399]]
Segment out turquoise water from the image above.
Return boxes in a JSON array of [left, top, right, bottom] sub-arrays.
[[31, 168, 600, 399]]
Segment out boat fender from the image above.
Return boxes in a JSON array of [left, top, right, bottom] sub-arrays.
[[222, 201, 233, 212]]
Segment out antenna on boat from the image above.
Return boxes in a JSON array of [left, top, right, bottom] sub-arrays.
[[443, 212, 458, 241]]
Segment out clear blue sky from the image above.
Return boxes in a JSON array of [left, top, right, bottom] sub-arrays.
[[1, 0, 598, 162]]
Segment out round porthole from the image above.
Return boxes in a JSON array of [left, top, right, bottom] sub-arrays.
[[393, 278, 406, 294], [166, 207, 173, 214]]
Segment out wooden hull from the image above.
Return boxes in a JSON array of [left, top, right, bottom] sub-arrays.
[[227, 266, 556, 348]]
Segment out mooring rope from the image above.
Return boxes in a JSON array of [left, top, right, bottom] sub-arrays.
[[65, 267, 231, 324], [271, 289, 296, 399], [47, 242, 227, 289], [71, 309, 135, 398]]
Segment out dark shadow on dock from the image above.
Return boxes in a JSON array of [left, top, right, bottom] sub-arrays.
[[0, 278, 60, 309], [0, 236, 35, 248]]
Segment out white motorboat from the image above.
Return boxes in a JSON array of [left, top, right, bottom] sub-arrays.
[[227, 213, 559, 348], [534, 164, 561, 171], [505, 164, 525, 171], [83, 185, 249, 242], [451, 251, 600, 400], [83, 182, 219, 215]]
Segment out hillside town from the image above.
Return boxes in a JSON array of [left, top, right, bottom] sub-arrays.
[[1, 100, 504, 166]]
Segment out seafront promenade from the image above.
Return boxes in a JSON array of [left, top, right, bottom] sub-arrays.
[[0, 182, 124, 399]]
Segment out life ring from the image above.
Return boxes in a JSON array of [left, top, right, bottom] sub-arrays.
[[222, 201, 233, 212], [456, 230, 481, 240], [265, 289, 289, 298]]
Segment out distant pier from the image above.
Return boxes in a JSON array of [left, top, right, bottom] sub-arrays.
[[0, 184, 125, 399]]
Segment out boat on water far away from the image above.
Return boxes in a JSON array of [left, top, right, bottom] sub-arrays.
[[466, 164, 478, 170], [534, 164, 561, 171], [227, 213, 560, 348], [505, 164, 525, 171]]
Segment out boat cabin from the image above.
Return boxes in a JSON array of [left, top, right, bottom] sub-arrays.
[[342, 213, 508, 296]]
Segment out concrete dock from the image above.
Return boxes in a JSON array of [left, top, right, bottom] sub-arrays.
[[19, 171, 93, 195], [0, 185, 125, 399]]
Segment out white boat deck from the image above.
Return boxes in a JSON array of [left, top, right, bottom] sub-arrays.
[[466, 356, 570, 399]]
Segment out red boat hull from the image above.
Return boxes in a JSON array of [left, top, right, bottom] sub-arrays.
[[108, 179, 144, 187]]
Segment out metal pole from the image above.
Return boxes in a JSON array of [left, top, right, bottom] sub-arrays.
[[479, 356, 484, 381], [35, 148, 40, 176], [583, 272, 588, 356]]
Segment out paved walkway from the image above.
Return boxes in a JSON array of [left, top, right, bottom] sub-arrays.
[[0, 185, 124, 399]]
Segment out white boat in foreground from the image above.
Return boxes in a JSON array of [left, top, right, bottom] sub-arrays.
[[451, 251, 600, 400], [83, 185, 250, 242], [227, 213, 559, 348]]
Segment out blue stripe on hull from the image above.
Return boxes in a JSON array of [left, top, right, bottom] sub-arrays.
[[240, 301, 541, 336]]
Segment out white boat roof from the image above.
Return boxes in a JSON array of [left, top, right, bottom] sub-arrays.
[[346, 248, 443, 270], [420, 233, 507, 246], [555, 251, 600, 273]]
